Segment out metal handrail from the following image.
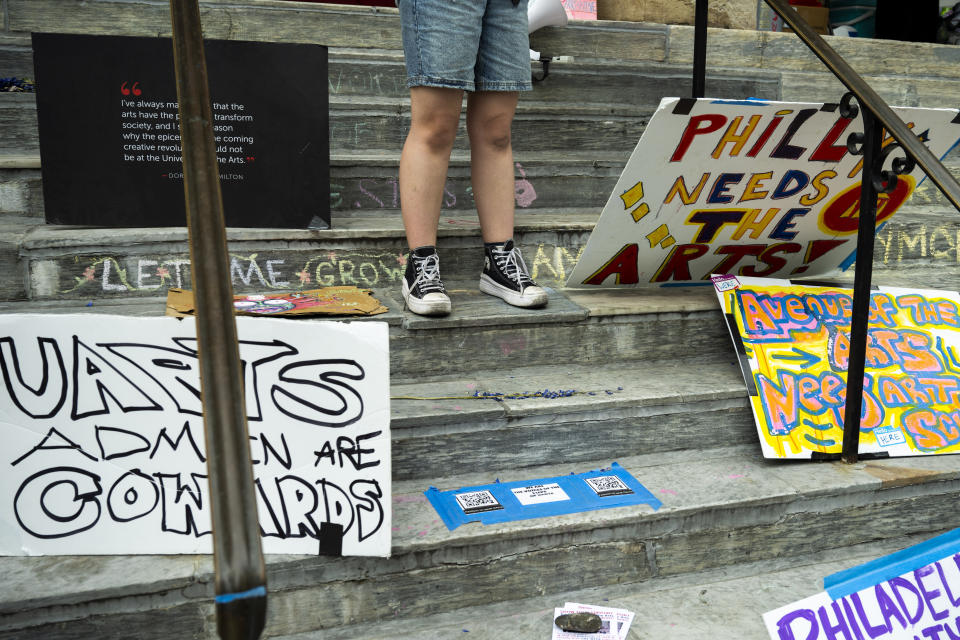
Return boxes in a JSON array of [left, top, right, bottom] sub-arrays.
[[169, 1, 267, 637], [693, 0, 960, 210], [765, 0, 960, 211], [693, 0, 960, 463]]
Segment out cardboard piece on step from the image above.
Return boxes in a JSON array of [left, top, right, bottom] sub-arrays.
[[165, 286, 388, 318]]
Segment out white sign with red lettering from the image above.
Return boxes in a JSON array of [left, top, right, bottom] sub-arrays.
[[567, 97, 960, 287]]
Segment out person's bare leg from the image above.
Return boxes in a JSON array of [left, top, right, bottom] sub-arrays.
[[468, 91, 547, 308], [466, 90, 519, 243], [399, 86, 464, 249]]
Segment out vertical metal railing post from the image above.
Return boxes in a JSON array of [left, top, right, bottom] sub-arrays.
[[837, 93, 916, 463], [693, 0, 708, 98], [764, 0, 960, 211], [168, 1, 267, 637], [838, 97, 882, 464]]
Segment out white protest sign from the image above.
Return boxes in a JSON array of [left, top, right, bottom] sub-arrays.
[[764, 553, 960, 639], [567, 97, 960, 287], [0, 314, 390, 557]]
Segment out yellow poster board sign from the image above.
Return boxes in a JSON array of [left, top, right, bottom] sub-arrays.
[[715, 275, 960, 459]]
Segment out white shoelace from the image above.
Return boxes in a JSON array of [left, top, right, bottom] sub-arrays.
[[411, 253, 446, 295], [491, 245, 535, 291]]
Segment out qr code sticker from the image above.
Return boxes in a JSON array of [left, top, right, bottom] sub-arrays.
[[454, 490, 504, 514], [875, 426, 907, 447], [584, 475, 634, 497]]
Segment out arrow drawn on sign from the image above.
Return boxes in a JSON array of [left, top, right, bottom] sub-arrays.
[[770, 347, 821, 370]]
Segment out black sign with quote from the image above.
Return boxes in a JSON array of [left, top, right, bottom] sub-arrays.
[[32, 33, 329, 229]]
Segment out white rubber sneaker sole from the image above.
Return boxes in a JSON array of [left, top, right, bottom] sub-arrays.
[[402, 279, 451, 316], [479, 275, 548, 308]]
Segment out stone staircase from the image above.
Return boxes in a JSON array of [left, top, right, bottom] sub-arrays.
[[3, 1, 960, 638]]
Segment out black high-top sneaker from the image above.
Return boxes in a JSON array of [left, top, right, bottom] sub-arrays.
[[402, 246, 451, 316], [479, 239, 548, 308]]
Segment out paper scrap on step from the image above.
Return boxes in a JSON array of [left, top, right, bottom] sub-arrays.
[[552, 602, 634, 640]]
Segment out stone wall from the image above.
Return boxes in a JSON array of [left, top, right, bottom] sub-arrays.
[[597, 0, 759, 30]]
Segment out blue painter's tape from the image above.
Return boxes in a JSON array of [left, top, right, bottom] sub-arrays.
[[425, 462, 661, 531], [710, 99, 769, 106], [824, 527, 960, 600], [838, 249, 857, 272], [659, 282, 714, 288], [215, 585, 267, 604]]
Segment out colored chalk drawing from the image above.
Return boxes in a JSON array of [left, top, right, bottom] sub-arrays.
[[567, 98, 960, 287], [560, 0, 596, 20], [716, 276, 960, 459], [54, 244, 582, 299]]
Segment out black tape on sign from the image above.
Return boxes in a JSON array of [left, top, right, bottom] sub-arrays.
[[672, 98, 697, 115], [318, 522, 344, 556]]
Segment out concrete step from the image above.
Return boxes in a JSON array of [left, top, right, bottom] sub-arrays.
[[7, 0, 960, 88], [8, 83, 960, 161], [275, 532, 942, 640], [0, 156, 42, 218], [4, 150, 960, 227], [328, 151, 622, 217], [6, 13, 960, 159], [6, 210, 595, 300], [5, 153, 960, 221], [1, 445, 957, 638], [325, 48, 782, 107], [873, 203, 960, 275], [0, 92, 653, 157], [0, 289, 747, 479], [0, 151, 624, 219], [0, 33, 33, 80], [7, 194, 960, 298], [0, 273, 734, 382], [391, 352, 750, 480], [0, 33, 778, 118]]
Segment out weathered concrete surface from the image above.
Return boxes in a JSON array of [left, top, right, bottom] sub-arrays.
[[3, 446, 959, 638], [273, 533, 942, 639], [0, 93, 35, 155], [667, 24, 960, 80], [0, 166, 42, 217], [10, 198, 960, 305], [1, 4, 959, 639], [872, 204, 960, 275], [599, 0, 757, 30], [6, 0, 665, 64], [391, 359, 753, 479], [3, 93, 652, 156], [0, 217, 39, 300], [13, 212, 594, 301], [7, 0, 406, 48], [0, 33, 32, 78], [388, 302, 732, 377]]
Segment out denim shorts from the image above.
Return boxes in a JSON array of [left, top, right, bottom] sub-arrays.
[[397, 0, 532, 92]]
